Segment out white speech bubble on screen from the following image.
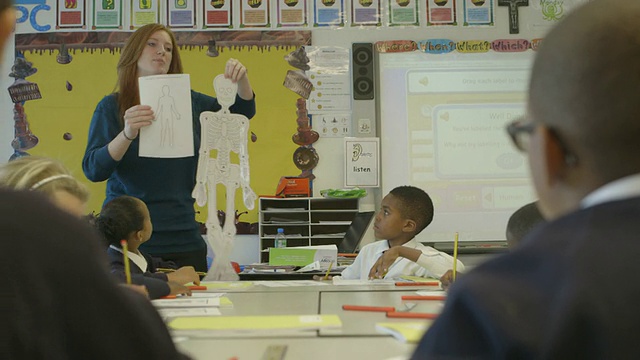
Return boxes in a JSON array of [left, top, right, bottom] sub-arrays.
[[432, 103, 525, 179]]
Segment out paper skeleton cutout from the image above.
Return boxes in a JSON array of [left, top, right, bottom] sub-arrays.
[[192, 75, 256, 281]]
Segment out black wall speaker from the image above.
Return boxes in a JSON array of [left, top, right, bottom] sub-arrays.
[[352, 43, 375, 100]]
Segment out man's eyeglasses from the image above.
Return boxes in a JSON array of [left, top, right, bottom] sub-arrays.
[[505, 117, 578, 166], [506, 118, 536, 152]]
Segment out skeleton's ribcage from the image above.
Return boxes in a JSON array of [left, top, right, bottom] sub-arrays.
[[201, 112, 249, 154]]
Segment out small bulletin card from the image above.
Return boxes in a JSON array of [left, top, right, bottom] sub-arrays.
[[345, 137, 379, 187], [130, 0, 159, 29], [57, 0, 87, 29], [203, 0, 232, 28]]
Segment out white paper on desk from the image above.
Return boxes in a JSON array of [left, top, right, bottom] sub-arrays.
[[297, 245, 337, 250], [158, 307, 221, 318], [331, 278, 395, 286], [416, 290, 446, 296], [297, 260, 322, 272], [152, 298, 220, 308], [187, 292, 226, 298], [138, 74, 193, 158]]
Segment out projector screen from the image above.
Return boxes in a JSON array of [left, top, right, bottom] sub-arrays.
[[379, 50, 537, 243]]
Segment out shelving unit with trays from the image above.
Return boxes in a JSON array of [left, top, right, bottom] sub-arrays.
[[259, 197, 359, 262]]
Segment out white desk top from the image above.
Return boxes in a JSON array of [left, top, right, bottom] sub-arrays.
[[170, 281, 442, 359], [177, 336, 415, 360], [319, 290, 442, 336]]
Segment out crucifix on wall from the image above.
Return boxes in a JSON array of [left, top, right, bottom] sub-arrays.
[[498, 0, 529, 34]]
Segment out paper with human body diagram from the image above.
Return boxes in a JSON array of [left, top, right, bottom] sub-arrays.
[[139, 74, 193, 158]]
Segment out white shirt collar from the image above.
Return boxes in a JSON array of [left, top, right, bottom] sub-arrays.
[[375, 238, 420, 255], [109, 244, 148, 272], [581, 173, 640, 208]]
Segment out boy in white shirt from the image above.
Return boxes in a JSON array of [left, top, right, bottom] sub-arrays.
[[335, 186, 464, 280]]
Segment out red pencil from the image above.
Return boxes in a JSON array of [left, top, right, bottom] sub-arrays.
[[188, 285, 207, 291], [342, 305, 396, 312]]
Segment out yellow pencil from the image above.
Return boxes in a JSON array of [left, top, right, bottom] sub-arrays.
[[323, 261, 334, 280], [452, 232, 459, 281], [121, 240, 132, 285]]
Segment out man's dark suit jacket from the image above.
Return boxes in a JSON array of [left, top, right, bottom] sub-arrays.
[[107, 247, 170, 299], [412, 197, 640, 359]]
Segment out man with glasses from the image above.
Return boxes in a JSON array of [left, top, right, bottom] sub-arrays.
[[412, 0, 640, 358]]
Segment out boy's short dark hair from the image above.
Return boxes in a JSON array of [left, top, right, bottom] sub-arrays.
[[389, 185, 434, 235], [506, 202, 545, 248]]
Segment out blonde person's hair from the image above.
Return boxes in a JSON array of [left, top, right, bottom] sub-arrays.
[[116, 23, 183, 123], [0, 156, 89, 203]]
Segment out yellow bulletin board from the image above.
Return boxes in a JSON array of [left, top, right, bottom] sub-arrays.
[[14, 31, 310, 224]]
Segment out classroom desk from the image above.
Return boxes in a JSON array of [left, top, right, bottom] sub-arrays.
[[198, 281, 439, 293], [221, 291, 319, 315], [238, 271, 343, 281], [170, 281, 442, 359], [177, 336, 415, 360], [319, 290, 442, 336]]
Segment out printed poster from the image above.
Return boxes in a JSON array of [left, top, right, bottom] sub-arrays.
[[203, 0, 232, 28], [167, 0, 195, 28], [463, 0, 493, 26], [57, 0, 86, 29], [92, 0, 123, 29], [277, 0, 307, 27], [351, 0, 381, 26], [388, 0, 419, 26], [305, 46, 351, 113], [345, 137, 379, 187], [313, 0, 344, 27], [313, 113, 352, 138], [425, 0, 456, 25], [130, 0, 160, 29], [240, 0, 270, 27]]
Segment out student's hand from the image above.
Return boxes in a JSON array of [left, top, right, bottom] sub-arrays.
[[168, 281, 192, 296], [312, 274, 333, 281], [439, 270, 454, 290], [123, 104, 155, 139], [120, 284, 149, 298], [166, 266, 200, 285], [224, 58, 247, 83], [368, 247, 401, 279]]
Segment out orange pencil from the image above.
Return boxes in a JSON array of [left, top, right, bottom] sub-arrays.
[[120, 240, 131, 285], [188, 286, 207, 291]]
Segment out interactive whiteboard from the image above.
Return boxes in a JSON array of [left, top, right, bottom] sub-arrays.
[[379, 50, 537, 243]]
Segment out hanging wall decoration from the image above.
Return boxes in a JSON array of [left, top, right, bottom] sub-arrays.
[[7, 57, 41, 161], [283, 46, 319, 180]]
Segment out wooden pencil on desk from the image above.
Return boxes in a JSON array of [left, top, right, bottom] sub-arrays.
[[120, 240, 131, 285], [453, 232, 459, 281], [324, 261, 334, 280]]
